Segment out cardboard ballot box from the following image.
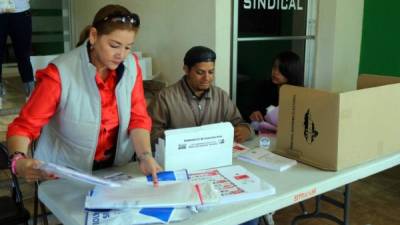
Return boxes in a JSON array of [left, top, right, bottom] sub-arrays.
[[276, 74, 400, 170], [155, 122, 233, 171]]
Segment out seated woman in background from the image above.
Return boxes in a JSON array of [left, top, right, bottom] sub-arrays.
[[249, 51, 303, 133]]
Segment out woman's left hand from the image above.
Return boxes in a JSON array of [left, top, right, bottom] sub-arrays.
[[138, 155, 162, 186]]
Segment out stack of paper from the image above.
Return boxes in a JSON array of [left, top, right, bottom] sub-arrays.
[[238, 148, 297, 172], [85, 181, 220, 209], [85, 170, 220, 224], [86, 208, 193, 225], [233, 142, 250, 154], [37, 162, 205, 224], [85, 165, 276, 224], [85, 171, 193, 224], [189, 165, 276, 205]]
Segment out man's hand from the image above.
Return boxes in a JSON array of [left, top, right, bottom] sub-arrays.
[[234, 125, 251, 143], [249, 111, 264, 122], [138, 154, 163, 187]]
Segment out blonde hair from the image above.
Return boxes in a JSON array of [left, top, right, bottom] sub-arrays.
[[76, 4, 140, 47]]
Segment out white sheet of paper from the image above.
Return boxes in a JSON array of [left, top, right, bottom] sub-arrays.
[[238, 149, 297, 172], [85, 181, 220, 209], [190, 165, 276, 205], [39, 161, 121, 187]]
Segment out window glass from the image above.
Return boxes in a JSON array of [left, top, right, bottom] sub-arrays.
[[239, 0, 308, 37], [4, 0, 70, 63], [236, 40, 306, 121]]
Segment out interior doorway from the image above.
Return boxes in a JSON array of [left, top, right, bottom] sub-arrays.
[[232, 0, 317, 121], [1, 0, 72, 111]]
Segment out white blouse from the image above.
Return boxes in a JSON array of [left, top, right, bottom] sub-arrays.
[[0, 0, 30, 13]]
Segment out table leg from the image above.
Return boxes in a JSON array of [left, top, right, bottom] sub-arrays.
[[291, 184, 351, 225]]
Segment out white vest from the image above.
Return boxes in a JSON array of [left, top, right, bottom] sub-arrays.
[[0, 0, 30, 13], [34, 43, 138, 173], [14, 0, 30, 12]]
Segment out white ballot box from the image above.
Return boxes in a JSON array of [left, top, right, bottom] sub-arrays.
[[139, 57, 153, 80], [156, 122, 233, 171]]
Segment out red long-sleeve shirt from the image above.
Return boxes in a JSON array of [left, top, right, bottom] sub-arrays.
[[7, 60, 152, 161]]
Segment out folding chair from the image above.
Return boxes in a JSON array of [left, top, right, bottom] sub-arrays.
[[0, 143, 30, 225], [30, 141, 49, 225]]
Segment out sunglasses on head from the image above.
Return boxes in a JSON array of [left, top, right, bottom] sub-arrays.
[[96, 13, 140, 27]]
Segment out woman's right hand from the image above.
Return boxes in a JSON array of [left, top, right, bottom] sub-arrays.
[[138, 156, 162, 187], [15, 158, 56, 182], [250, 111, 264, 122]]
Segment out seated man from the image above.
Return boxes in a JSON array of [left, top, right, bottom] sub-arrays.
[[148, 46, 254, 147], [148, 45, 258, 225]]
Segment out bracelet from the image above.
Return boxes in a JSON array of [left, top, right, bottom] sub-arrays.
[[10, 152, 27, 175], [137, 151, 152, 162]]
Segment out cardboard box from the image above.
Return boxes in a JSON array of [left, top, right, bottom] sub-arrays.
[[357, 74, 400, 89], [275, 74, 400, 170]]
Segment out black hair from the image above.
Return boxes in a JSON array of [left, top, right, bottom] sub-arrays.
[[184, 46, 216, 69], [273, 51, 304, 86]]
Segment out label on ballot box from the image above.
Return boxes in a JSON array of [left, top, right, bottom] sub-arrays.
[[155, 122, 234, 171]]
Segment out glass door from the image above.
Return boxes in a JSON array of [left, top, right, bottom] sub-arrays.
[[30, 0, 72, 56], [232, 0, 317, 121], [1, 0, 72, 112], [3, 0, 71, 65]]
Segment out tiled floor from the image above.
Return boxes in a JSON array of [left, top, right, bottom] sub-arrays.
[[0, 74, 26, 113], [271, 165, 400, 225], [0, 76, 399, 225]]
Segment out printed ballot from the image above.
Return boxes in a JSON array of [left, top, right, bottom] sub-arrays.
[[156, 122, 233, 171], [238, 148, 297, 172], [190, 165, 276, 204], [85, 178, 220, 210], [86, 170, 195, 224], [233, 142, 250, 157], [85, 166, 275, 224]]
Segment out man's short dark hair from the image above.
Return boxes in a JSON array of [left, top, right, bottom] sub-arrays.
[[184, 46, 216, 69]]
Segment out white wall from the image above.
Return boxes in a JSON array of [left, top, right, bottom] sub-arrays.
[[314, 0, 364, 92], [71, 0, 231, 92], [71, 0, 363, 93], [214, 0, 232, 92]]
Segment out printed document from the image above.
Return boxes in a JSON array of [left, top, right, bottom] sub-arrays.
[[85, 179, 220, 210], [238, 148, 297, 171], [85, 170, 195, 225], [189, 165, 276, 204], [156, 122, 233, 171]]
